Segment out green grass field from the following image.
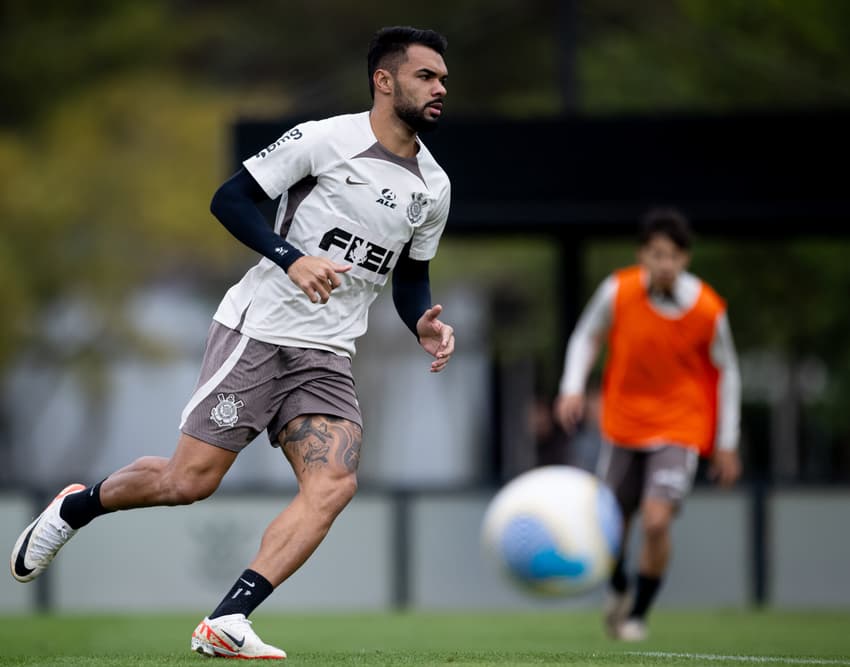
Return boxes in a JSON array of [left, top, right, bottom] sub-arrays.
[[1, 610, 848, 666]]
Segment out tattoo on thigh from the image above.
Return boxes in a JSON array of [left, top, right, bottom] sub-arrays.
[[283, 415, 362, 473], [334, 420, 362, 473]]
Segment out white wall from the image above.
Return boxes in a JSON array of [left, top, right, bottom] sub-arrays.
[[48, 495, 393, 612], [769, 490, 850, 607]]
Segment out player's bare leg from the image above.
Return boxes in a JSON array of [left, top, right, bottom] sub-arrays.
[[11, 433, 235, 583], [604, 516, 634, 637], [616, 497, 675, 641], [191, 416, 360, 659], [100, 433, 237, 509], [638, 497, 675, 576], [251, 414, 362, 585]]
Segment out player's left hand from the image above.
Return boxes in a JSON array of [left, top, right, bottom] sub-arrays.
[[708, 449, 742, 488], [416, 304, 454, 373]]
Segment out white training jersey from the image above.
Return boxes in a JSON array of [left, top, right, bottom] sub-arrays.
[[212, 111, 451, 357]]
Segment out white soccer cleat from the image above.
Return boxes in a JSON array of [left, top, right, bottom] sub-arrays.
[[10, 483, 87, 583], [603, 589, 633, 638], [616, 617, 649, 642], [191, 614, 287, 660]]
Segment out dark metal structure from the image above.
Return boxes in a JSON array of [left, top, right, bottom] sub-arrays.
[[236, 110, 850, 237], [236, 109, 849, 339]]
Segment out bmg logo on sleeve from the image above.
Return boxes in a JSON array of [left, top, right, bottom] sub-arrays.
[[255, 128, 303, 159]]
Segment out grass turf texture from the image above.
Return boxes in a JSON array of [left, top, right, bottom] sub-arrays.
[[0, 610, 848, 666]]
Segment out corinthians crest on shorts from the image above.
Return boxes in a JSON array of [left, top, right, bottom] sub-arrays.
[[211, 393, 244, 428], [406, 192, 430, 225]]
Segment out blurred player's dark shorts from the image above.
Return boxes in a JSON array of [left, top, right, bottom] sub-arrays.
[[596, 442, 699, 514]]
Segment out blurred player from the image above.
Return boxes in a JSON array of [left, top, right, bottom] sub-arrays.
[[11, 26, 454, 660], [554, 207, 741, 641]]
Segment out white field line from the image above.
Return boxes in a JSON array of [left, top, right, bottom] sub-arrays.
[[626, 651, 850, 665]]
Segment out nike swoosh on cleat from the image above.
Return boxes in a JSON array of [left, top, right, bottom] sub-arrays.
[[12, 524, 37, 578], [345, 176, 369, 185], [222, 630, 246, 648]]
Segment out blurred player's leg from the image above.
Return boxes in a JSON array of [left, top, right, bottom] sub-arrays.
[[615, 489, 678, 640], [615, 447, 696, 640], [597, 444, 643, 639], [603, 551, 633, 637], [603, 521, 635, 637], [616, 617, 649, 642]]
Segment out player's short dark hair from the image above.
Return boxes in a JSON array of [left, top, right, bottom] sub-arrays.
[[638, 207, 693, 250], [367, 26, 447, 99]]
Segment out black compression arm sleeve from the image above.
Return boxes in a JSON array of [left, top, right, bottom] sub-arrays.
[[392, 249, 432, 339], [210, 168, 304, 272]]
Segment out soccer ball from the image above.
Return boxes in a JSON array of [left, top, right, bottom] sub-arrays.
[[481, 465, 623, 596]]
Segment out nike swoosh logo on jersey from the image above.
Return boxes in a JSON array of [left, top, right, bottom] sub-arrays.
[[345, 176, 369, 185], [222, 630, 246, 648], [239, 578, 256, 587], [13, 523, 38, 577]]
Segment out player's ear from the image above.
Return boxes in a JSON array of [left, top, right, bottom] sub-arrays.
[[373, 68, 393, 96]]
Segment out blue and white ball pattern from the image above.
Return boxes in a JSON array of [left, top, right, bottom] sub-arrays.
[[481, 465, 623, 596]]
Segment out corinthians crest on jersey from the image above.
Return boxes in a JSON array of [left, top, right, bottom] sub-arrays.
[[406, 192, 430, 225]]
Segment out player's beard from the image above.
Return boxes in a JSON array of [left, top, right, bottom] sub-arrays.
[[394, 93, 441, 134]]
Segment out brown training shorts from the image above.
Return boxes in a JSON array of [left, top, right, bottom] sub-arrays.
[[179, 321, 362, 452], [596, 441, 699, 516]]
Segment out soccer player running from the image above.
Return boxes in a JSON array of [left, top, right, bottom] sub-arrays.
[[554, 208, 742, 642], [11, 26, 454, 660]]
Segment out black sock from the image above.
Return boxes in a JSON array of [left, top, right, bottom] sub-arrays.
[[629, 573, 662, 619], [610, 554, 628, 594], [209, 569, 274, 620], [59, 480, 114, 529]]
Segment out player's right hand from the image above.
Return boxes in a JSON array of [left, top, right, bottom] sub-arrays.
[[554, 393, 585, 433], [286, 256, 352, 304], [708, 449, 742, 488]]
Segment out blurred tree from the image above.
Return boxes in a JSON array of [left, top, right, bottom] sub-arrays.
[[0, 0, 564, 370], [578, 0, 850, 112], [0, 2, 178, 125]]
